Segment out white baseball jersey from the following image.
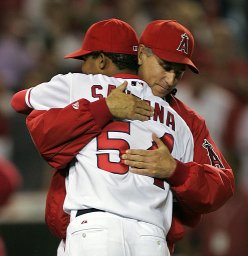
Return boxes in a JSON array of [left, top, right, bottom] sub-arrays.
[[26, 73, 194, 233]]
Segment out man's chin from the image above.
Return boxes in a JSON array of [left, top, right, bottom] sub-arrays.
[[153, 87, 167, 98], [153, 90, 165, 98]]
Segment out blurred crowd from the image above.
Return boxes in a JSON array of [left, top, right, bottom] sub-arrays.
[[0, 0, 247, 255]]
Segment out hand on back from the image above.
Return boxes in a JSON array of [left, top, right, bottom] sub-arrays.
[[122, 133, 177, 179], [106, 81, 154, 121]]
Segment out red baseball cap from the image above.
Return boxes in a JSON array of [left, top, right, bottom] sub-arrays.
[[140, 20, 199, 73], [64, 18, 138, 59]]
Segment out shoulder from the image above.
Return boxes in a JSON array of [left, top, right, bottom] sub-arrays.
[[170, 96, 209, 140], [170, 96, 206, 126], [70, 73, 122, 86]]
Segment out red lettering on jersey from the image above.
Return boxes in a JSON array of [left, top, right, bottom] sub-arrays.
[[153, 103, 164, 123], [161, 133, 174, 153], [166, 111, 175, 131], [145, 99, 151, 106], [96, 122, 131, 174], [92, 84, 116, 98], [92, 85, 103, 99], [176, 33, 189, 55], [153, 179, 164, 189], [202, 139, 224, 168], [150, 133, 175, 189], [149, 133, 174, 153], [107, 84, 116, 95]]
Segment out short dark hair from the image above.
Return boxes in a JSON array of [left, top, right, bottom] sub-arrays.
[[83, 51, 138, 71], [104, 52, 138, 71]]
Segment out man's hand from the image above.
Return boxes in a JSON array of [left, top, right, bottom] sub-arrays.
[[122, 134, 177, 178], [106, 81, 154, 121]]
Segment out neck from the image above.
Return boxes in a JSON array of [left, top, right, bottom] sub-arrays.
[[112, 68, 137, 76], [123, 68, 137, 75], [104, 69, 137, 77]]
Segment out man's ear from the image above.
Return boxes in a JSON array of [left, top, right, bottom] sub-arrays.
[[98, 53, 107, 70], [138, 44, 145, 65]]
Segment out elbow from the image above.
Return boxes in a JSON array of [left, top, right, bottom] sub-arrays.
[[11, 90, 32, 114], [41, 151, 71, 170]]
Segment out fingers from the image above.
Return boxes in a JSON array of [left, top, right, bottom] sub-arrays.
[[116, 81, 154, 118], [107, 81, 154, 121], [136, 100, 154, 114], [116, 81, 128, 91], [152, 133, 165, 148], [123, 158, 154, 171], [123, 149, 152, 157], [122, 150, 154, 170], [136, 99, 152, 110], [122, 152, 147, 162], [131, 112, 152, 121], [129, 99, 153, 121]]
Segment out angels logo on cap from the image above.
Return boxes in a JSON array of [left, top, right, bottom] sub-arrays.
[[177, 33, 189, 55], [139, 20, 199, 73]]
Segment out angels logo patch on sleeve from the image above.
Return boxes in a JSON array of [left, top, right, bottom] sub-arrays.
[[202, 139, 224, 168]]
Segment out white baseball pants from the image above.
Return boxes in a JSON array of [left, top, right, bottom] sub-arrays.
[[62, 211, 170, 256], [57, 240, 66, 256]]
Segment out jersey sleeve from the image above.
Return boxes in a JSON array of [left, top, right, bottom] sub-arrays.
[[26, 74, 71, 109], [11, 74, 72, 113], [26, 98, 113, 169]]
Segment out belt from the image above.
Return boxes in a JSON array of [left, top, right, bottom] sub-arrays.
[[76, 208, 105, 217]]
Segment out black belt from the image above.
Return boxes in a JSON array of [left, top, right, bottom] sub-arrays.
[[76, 208, 104, 217]]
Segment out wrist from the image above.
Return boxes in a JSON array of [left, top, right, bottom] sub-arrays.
[[105, 97, 115, 116], [89, 98, 113, 127], [166, 160, 190, 187], [169, 158, 177, 176]]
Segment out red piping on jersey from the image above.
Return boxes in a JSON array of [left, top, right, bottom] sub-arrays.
[[113, 73, 145, 82], [28, 88, 34, 108]]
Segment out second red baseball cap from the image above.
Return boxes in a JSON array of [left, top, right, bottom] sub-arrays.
[[140, 20, 199, 73], [64, 18, 138, 59]]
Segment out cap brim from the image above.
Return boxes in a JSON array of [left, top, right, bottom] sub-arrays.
[[64, 48, 93, 59], [153, 49, 199, 74]]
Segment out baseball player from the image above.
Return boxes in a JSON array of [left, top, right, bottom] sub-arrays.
[[12, 19, 195, 256], [10, 19, 232, 253]]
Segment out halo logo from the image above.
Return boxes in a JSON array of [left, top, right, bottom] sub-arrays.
[[202, 139, 224, 168], [177, 33, 189, 55]]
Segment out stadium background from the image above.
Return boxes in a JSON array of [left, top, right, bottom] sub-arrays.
[[0, 0, 247, 255]]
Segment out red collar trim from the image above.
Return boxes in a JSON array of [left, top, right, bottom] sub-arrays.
[[113, 73, 141, 79]]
